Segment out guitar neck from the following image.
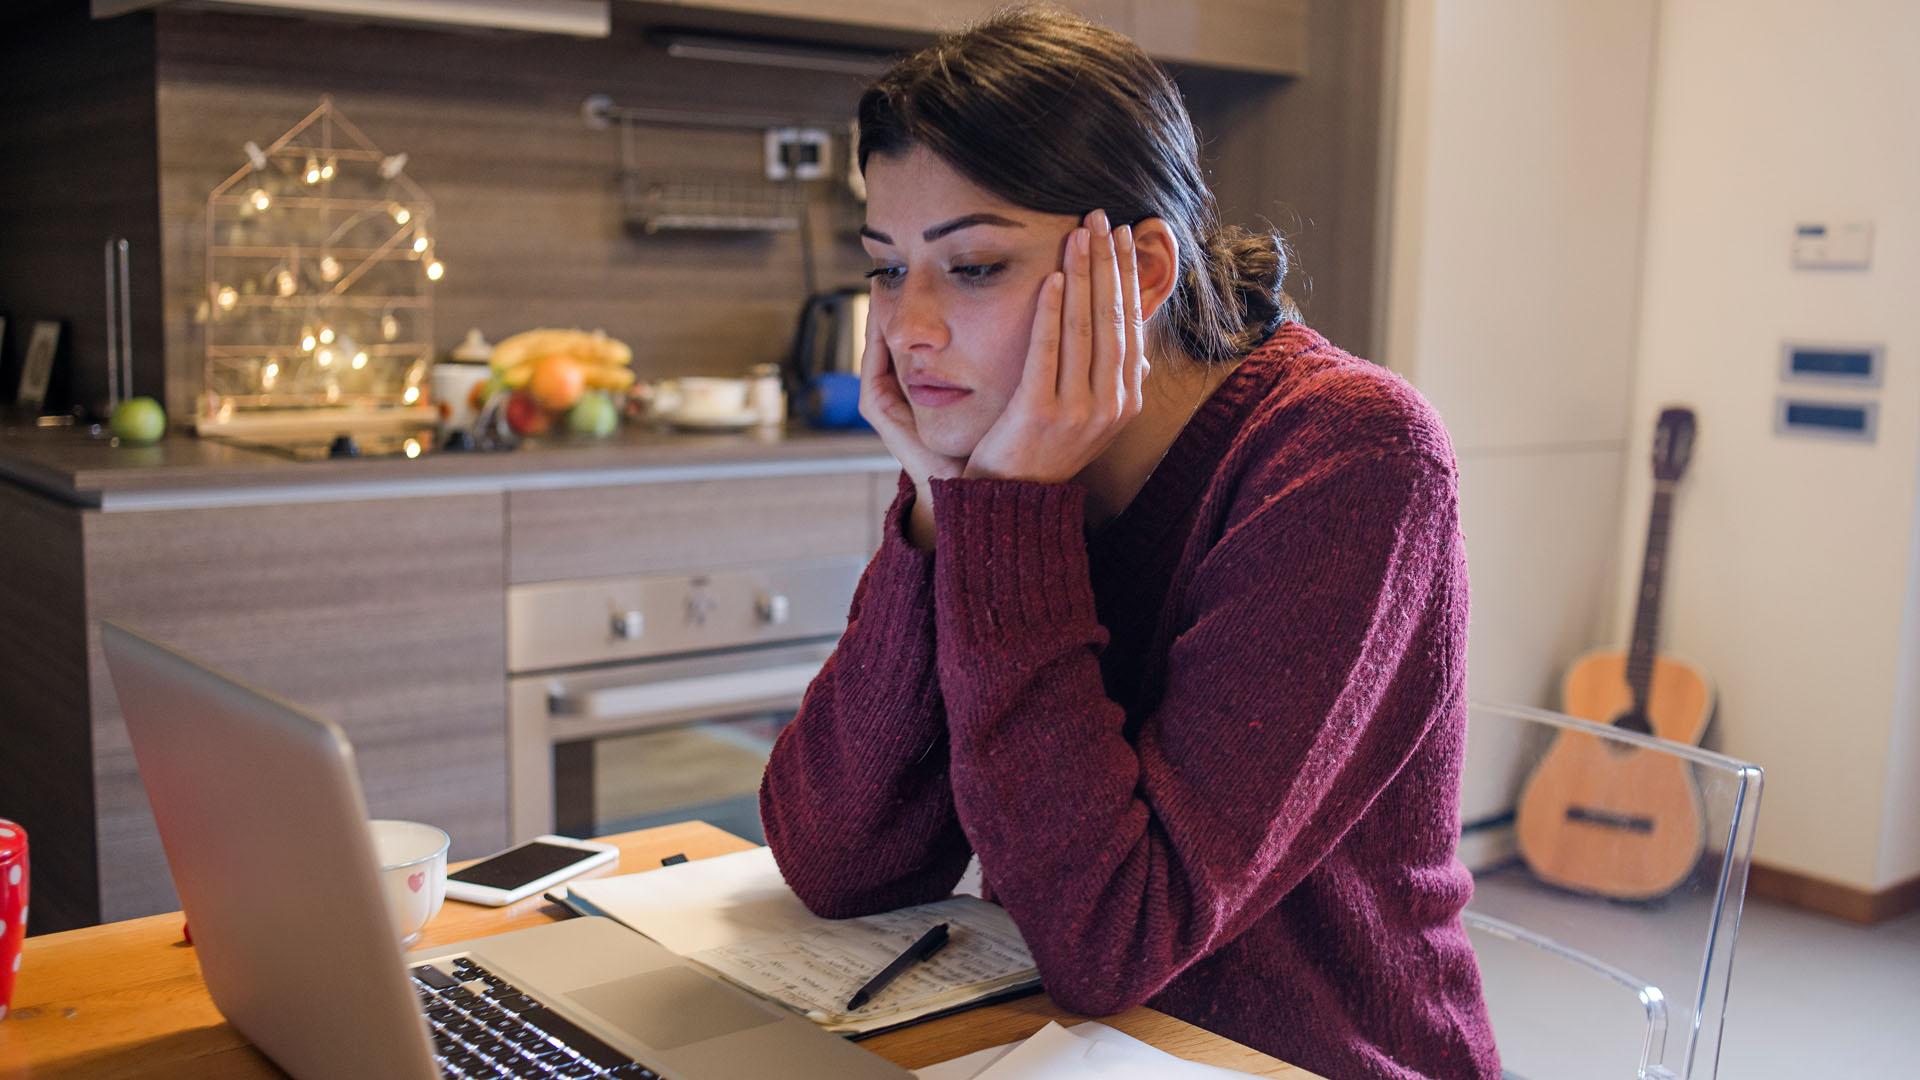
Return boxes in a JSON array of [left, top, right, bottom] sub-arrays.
[[1625, 484, 1675, 709]]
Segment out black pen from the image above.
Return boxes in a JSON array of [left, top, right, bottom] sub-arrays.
[[846, 922, 950, 1011]]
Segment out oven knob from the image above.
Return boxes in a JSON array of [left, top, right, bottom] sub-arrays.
[[611, 610, 644, 640], [756, 592, 790, 625], [685, 591, 717, 627]]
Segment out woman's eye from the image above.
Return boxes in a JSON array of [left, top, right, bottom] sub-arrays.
[[950, 262, 1007, 283], [863, 266, 905, 289]]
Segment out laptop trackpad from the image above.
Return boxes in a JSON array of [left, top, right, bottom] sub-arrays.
[[567, 967, 785, 1051]]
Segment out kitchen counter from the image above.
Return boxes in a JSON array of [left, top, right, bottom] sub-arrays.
[[0, 422, 895, 511]]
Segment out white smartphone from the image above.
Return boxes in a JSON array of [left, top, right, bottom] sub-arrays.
[[443, 835, 619, 906]]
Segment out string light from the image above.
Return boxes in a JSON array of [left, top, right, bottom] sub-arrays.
[[248, 188, 271, 213], [351, 351, 369, 370], [318, 157, 336, 181], [390, 203, 411, 225], [301, 330, 317, 352], [318, 256, 340, 282], [318, 326, 335, 345], [275, 268, 297, 297], [403, 438, 422, 459], [380, 313, 399, 341], [425, 259, 445, 281], [216, 286, 238, 311], [315, 347, 334, 368], [402, 386, 420, 404], [412, 235, 430, 254], [303, 156, 322, 184]]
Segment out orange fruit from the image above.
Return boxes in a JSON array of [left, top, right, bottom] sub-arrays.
[[528, 354, 586, 411]]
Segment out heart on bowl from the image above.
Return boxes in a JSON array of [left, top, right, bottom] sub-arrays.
[[408, 871, 426, 893]]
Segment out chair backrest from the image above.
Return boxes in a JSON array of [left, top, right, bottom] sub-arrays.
[[1460, 701, 1763, 1080]]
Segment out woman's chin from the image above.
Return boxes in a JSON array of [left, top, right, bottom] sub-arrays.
[[916, 424, 984, 463]]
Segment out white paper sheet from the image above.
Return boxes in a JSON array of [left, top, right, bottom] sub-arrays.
[[913, 1022, 1265, 1080], [568, 847, 808, 954]]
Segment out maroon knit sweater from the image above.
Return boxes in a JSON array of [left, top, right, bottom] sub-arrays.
[[760, 324, 1499, 1080]]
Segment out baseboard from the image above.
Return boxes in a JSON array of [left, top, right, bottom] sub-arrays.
[[1457, 819, 1517, 874], [1746, 863, 1920, 925]]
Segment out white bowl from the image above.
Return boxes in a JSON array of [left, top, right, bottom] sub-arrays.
[[672, 376, 750, 418], [368, 819, 449, 948]]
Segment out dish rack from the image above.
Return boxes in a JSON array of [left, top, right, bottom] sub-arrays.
[[587, 95, 831, 235], [621, 170, 802, 234]]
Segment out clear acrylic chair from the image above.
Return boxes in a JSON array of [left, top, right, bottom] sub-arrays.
[[1460, 702, 1763, 1080]]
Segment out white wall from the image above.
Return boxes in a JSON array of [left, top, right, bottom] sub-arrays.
[[1380, 0, 1659, 839], [1624, 0, 1920, 891]]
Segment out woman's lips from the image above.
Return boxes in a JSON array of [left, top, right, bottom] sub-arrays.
[[905, 382, 970, 407]]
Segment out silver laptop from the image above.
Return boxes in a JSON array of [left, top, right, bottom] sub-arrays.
[[103, 622, 910, 1080]]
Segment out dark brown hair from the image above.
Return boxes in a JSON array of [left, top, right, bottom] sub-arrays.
[[856, 4, 1294, 366]]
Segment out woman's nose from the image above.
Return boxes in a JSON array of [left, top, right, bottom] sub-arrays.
[[884, 276, 949, 354]]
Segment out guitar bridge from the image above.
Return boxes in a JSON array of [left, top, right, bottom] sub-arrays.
[[1565, 806, 1656, 834]]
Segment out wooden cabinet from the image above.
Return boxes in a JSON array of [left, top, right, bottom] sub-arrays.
[[1129, 0, 1309, 76], [80, 495, 511, 925], [659, 0, 1305, 74], [670, 0, 1128, 37], [507, 473, 877, 584]]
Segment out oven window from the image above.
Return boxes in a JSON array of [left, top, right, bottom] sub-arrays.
[[555, 710, 791, 844]]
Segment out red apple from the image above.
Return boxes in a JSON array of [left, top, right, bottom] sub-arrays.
[[505, 389, 551, 436]]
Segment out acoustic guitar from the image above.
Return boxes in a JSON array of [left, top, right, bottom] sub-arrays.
[[1516, 407, 1715, 900]]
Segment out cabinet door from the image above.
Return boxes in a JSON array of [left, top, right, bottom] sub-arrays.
[[1130, 0, 1309, 75], [83, 494, 508, 922], [673, 0, 1129, 37], [507, 473, 875, 584]]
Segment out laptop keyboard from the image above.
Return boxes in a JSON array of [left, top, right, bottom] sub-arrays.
[[412, 957, 664, 1079]]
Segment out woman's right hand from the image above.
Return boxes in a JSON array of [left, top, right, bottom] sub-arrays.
[[858, 305, 964, 549]]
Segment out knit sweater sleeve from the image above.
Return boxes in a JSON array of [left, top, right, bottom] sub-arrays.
[[927, 448, 1464, 1017], [758, 474, 973, 917]]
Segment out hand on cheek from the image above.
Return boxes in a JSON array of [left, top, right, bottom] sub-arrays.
[[856, 300, 965, 547], [964, 209, 1147, 485]]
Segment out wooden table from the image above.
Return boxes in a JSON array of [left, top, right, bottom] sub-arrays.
[[0, 823, 1319, 1079]]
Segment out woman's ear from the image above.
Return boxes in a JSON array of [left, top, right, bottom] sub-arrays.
[[1130, 218, 1180, 323]]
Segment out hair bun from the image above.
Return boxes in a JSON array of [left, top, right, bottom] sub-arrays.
[[1209, 226, 1290, 353]]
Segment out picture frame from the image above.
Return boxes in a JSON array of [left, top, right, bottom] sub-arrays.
[[18, 320, 60, 412]]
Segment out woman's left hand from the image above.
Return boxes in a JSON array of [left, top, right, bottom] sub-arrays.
[[964, 209, 1147, 484]]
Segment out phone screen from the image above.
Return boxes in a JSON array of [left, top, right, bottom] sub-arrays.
[[449, 841, 597, 890]]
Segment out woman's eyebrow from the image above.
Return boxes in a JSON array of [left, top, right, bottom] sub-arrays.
[[859, 213, 1028, 246]]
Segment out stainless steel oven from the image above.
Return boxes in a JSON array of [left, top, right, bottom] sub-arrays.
[[506, 557, 863, 844]]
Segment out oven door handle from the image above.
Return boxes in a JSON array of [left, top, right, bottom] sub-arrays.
[[545, 660, 825, 740]]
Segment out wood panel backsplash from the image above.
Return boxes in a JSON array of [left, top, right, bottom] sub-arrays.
[[153, 8, 880, 421]]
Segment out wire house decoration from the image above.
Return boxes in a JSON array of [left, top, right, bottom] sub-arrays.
[[201, 96, 441, 428]]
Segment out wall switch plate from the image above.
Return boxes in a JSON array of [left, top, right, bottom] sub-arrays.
[[1775, 396, 1877, 442], [1780, 342, 1883, 387], [765, 127, 831, 181], [1791, 220, 1872, 269]]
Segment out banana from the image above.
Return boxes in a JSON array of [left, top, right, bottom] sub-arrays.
[[490, 328, 633, 373], [584, 365, 636, 391]]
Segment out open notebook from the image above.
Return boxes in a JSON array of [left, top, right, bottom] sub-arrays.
[[559, 847, 1040, 1034]]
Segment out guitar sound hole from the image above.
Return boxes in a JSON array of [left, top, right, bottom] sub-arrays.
[[1611, 711, 1654, 736]]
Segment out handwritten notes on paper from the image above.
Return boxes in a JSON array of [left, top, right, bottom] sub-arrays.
[[694, 897, 1036, 1023], [565, 846, 1039, 1033]]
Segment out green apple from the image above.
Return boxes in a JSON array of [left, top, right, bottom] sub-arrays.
[[110, 396, 168, 444], [566, 391, 619, 438]]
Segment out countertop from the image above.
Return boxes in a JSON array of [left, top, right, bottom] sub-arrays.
[[0, 422, 896, 511]]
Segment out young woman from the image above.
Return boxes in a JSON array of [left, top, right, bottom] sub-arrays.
[[759, 8, 1498, 1078]]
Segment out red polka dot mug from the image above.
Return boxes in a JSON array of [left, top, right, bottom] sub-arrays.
[[0, 818, 25, 1022]]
